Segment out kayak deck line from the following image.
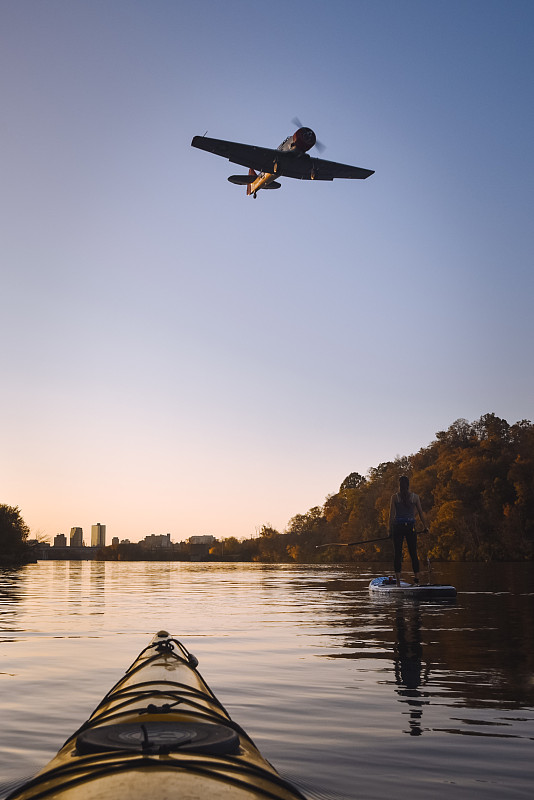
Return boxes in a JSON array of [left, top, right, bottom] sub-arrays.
[[69, 680, 244, 742], [7, 630, 307, 800]]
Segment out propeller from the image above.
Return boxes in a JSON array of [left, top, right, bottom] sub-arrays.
[[291, 117, 326, 153]]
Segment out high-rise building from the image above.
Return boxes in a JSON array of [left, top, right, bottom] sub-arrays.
[[70, 527, 83, 547], [54, 534, 67, 547], [91, 523, 106, 548]]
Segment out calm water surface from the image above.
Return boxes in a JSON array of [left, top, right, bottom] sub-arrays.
[[0, 561, 533, 799]]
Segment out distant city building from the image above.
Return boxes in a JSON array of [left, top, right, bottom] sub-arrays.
[[27, 539, 50, 548], [141, 533, 171, 548], [91, 523, 106, 548], [70, 527, 83, 547], [112, 537, 119, 546], [188, 535, 216, 545], [54, 534, 67, 547], [188, 534, 217, 560]]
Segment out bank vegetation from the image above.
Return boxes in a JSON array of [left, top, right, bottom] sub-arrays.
[[243, 413, 534, 563], [2, 413, 533, 566]]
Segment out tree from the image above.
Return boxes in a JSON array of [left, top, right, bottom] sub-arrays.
[[255, 525, 287, 562], [339, 472, 366, 491], [222, 537, 241, 557], [0, 504, 30, 565], [316, 414, 534, 563]]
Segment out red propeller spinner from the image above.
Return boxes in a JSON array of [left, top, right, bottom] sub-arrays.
[[293, 127, 317, 152], [291, 118, 326, 153]]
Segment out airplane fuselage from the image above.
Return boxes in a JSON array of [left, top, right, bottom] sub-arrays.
[[247, 127, 316, 197]]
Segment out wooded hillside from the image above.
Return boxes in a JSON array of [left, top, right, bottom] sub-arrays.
[[248, 413, 534, 563]]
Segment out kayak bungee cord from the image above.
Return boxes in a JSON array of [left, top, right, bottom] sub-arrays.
[[65, 683, 256, 748], [100, 637, 201, 686]]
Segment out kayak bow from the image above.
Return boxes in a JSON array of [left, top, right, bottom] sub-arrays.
[[7, 631, 306, 800]]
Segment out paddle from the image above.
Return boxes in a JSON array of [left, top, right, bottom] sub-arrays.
[[316, 534, 390, 549], [316, 528, 429, 549]]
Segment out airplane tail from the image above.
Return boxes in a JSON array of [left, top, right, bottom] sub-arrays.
[[246, 168, 257, 196]]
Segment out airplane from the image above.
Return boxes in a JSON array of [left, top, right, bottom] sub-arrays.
[[191, 124, 374, 198]]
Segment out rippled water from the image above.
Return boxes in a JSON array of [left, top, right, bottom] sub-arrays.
[[0, 561, 533, 799]]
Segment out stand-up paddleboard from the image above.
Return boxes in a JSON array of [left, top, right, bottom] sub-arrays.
[[369, 576, 456, 599]]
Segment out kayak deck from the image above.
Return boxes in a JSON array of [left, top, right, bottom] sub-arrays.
[[7, 631, 306, 800], [369, 576, 457, 598]]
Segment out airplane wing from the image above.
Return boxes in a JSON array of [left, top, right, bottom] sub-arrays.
[[191, 136, 282, 175], [191, 135, 374, 180], [282, 156, 375, 181]]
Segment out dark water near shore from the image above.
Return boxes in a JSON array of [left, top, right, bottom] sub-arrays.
[[1, 561, 533, 799]]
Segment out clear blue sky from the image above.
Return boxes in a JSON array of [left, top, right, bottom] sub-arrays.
[[1, 1, 533, 543]]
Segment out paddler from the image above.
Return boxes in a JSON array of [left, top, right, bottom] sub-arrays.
[[389, 475, 428, 586]]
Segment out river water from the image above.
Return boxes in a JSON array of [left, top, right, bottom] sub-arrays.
[[0, 561, 533, 799]]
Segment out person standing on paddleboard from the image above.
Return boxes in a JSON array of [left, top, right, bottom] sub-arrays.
[[389, 475, 428, 586]]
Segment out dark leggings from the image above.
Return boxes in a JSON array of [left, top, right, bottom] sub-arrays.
[[393, 522, 419, 573]]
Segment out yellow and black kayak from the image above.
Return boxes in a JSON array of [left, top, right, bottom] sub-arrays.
[[7, 631, 306, 800]]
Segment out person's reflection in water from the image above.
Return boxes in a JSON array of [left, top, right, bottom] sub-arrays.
[[393, 603, 431, 736]]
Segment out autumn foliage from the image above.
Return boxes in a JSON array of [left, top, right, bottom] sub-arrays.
[[252, 414, 534, 563]]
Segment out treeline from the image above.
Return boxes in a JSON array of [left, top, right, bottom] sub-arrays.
[[94, 539, 258, 562], [3, 413, 533, 566], [0, 504, 30, 566], [244, 413, 534, 563]]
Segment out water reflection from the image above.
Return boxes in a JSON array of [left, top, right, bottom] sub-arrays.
[[67, 561, 83, 615], [392, 602, 430, 736], [0, 572, 22, 604], [89, 561, 106, 615], [1, 562, 534, 800], [0, 570, 22, 634], [318, 564, 534, 740]]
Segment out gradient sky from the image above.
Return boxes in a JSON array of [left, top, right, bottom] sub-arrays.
[[1, 0, 533, 544]]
